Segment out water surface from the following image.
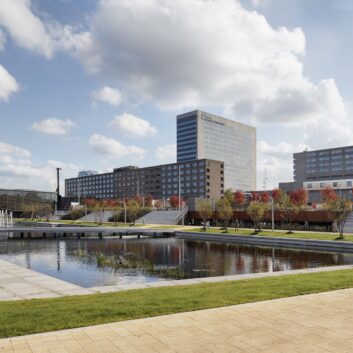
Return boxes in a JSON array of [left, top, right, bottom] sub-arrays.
[[0, 238, 352, 287]]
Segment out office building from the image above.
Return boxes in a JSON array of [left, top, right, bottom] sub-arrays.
[[0, 189, 57, 213], [66, 172, 114, 200], [177, 110, 256, 191], [279, 145, 353, 202], [65, 159, 224, 201]]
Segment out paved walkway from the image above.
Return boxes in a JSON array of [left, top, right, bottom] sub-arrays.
[[0, 259, 95, 300], [1, 287, 353, 352]]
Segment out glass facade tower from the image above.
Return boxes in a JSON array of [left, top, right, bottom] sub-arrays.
[[177, 110, 256, 191]]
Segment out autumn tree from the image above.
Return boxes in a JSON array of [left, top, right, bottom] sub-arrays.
[[261, 192, 270, 203], [272, 189, 281, 204], [277, 189, 307, 233], [216, 197, 233, 232], [247, 201, 268, 233], [234, 190, 245, 210], [144, 195, 153, 207], [169, 195, 183, 209], [321, 186, 338, 203], [196, 198, 213, 230]]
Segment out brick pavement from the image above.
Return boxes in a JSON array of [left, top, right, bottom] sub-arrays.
[[1, 287, 353, 352]]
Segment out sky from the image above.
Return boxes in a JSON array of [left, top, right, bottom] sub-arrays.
[[0, 0, 353, 193]]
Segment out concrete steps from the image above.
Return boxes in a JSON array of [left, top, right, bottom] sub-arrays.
[[136, 209, 186, 225], [77, 211, 114, 223], [344, 212, 353, 234]]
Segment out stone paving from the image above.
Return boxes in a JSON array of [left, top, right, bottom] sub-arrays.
[[0, 259, 96, 300], [2, 287, 353, 352]]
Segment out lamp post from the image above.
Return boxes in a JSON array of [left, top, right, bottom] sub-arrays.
[[178, 164, 181, 211], [270, 195, 275, 232]]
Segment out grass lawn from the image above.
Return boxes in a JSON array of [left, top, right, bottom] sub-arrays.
[[2, 269, 353, 338], [181, 227, 353, 242]]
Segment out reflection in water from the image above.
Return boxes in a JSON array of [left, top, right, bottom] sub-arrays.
[[0, 238, 352, 288]]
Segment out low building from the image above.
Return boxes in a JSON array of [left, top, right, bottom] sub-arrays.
[[0, 188, 57, 213], [65, 159, 224, 202], [279, 145, 353, 203]]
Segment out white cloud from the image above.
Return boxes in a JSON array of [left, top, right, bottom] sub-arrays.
[[0, 142, 31, 158], [0, 0, 91, 59], [0, 0, 55, 57], [0, 28, 5, 50], [109, 113, 157, 138], [89, 134, 145, 159], [31, 118, 75, 135], [92, 86, 123, 106], [0, 65, 20, 102], [67, 0, 351, 138], [0, 143, 79, 191], [155, 144, 176, 162]]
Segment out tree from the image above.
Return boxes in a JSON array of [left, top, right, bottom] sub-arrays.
[[247, 201, 268, 233], [112, 200, 122, 223], [291, 189, 308, 208], [261, 192, 270, 203], [216, 198, 233, 232], [234, 191, 245, 210], [321, 186, 338, 203], [23, 203, 53, 220], [272, 189, 281, 204], [250, 192, 261, 202], [276, 189, 307, 233], [196, 198, 213, 230], [323, 197, 352, 239], [169, 195, 182, 209], [223, 188, 234, 204], [126, 200, 140, 225], [145, 195, 153, 207]]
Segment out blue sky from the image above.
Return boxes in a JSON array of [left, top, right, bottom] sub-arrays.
[[0, 0, 353, 192]]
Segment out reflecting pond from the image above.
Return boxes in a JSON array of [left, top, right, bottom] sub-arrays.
[[0, 238, 352, 287]]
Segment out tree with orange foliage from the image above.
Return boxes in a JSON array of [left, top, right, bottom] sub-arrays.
[[321, 186, 338, 203], [261, 192, 270, 203], [233, 190, 245, 210], [169, 195, 182, 209], [277, 189, 307, 233], [290, 189, 308, 208], [272, 189, 281, 203]]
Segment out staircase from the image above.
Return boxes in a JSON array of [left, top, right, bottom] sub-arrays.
[[77, 211, 114, 223], [136, 207, 188, 225], [344, 212, 353, 234]]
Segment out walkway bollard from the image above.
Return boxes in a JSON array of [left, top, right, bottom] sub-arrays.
[[43, 233, 46, 239], [119, 233, 122, 239], [20, 232, 24, 239], [98, 232, 103, 239]]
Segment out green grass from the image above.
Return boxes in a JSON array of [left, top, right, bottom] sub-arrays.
[[182, 227, 353, 241], [2, 269, 353, 338]]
